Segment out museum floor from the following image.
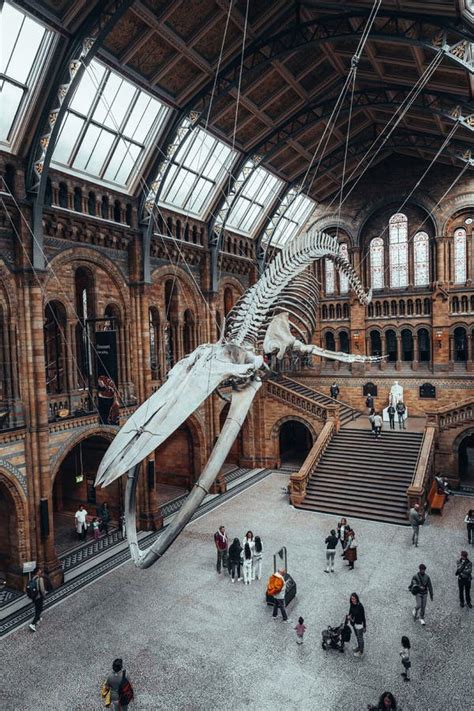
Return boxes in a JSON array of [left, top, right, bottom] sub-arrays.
[[3, 474, 472, 711]]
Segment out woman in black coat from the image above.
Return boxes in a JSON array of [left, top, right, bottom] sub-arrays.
[[228, 538, 242, 583], [348, 592, 366, 657], [367, 691, 397, 710]]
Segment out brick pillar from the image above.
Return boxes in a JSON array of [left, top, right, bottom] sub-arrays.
[[412, 331, 419, 371], [395, 334, 402, 371]]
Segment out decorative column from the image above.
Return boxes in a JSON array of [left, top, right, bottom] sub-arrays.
[[380, 332, 387, 371], [448, 334, 454, 370], [467, 331, 473, 372], [412, 331, 419, 371], [395, 334, 402, 371]]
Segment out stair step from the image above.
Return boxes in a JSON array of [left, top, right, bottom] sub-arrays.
[[302, 492, 407, 513], [295, 501, 409, 525], [306, 485, 409, 502], [317, 460, 417, 472], [310, 473, 413, 485]]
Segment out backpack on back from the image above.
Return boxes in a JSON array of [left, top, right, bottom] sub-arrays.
[[119, 670, 134, 705], [26, 577, 39, 600], [266, 573, 284, 597]]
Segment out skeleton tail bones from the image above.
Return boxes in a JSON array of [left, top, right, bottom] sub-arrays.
[[96, 228, 384, 568]]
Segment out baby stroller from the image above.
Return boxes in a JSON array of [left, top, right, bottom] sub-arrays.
[[321, 620, 351, 653]]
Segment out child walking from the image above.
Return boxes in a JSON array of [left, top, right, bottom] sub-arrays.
[[92, 517, 101, 541], [294, 616, 306, 645], [400, 636, 411, 681]]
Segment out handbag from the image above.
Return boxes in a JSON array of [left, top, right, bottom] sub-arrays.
[[119, 670, 134, 705], [100, 682, 111, 707]]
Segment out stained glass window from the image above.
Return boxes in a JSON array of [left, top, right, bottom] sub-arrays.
[[389, 213, 408, 288], [226, 167, 283, 236], [370, 237, 384, 289], [454, 228, 467, 284], [1, 2, 53, 147], [325, 259, 335, 294], [159, 127, 235, 217], [52, 59, 169, 189], [339, 243, 349, 294], [413, 231, 429, 286]]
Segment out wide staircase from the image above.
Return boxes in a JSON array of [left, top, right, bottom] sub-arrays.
[[272, 374, 360, 426], [296, 427, 424, 524]]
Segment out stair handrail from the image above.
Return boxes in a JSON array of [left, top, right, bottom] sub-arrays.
[[406, 423, 437, 515], [274, 373, 361, 420], [289, 420, 336, 505], [425, 397, 474, 431], [266, 379, 339, 423]]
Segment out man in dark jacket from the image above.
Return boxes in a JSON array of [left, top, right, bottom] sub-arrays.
[[409, 563, 433, 625], [330, 382, 339, 400], [455, 550, 472, 608], [396, 401, 406, 429], [409, 503, 422, 547], [29, 567, 47, 632], [387, 404, 396, 429]]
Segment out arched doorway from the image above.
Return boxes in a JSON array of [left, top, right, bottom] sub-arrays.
[[459, 433, 474, 485], [53, 435, 120, 554], [279, 420, 313, 466], [0, 480, 22, 589], [454, 327, 467, 361], [386, 329, 397, 362], [154, 422, 196, 502], [418, 328, 431, 362], [401, 329, 413, 361], [370, 330, 381, 356]]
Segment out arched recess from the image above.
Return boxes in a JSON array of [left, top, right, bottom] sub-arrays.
[[51, 427, 119, 554], [456, 428, 474, 485], [278, 418, 314, 466], [0, 470, 30, 590], [154, 414, 206, 499]]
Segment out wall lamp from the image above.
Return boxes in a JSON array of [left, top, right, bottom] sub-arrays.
[[435, 330, 443, 349], [353, 330, 360, 350]]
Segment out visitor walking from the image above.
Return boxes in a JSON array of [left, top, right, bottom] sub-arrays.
[[409, 503, 422, 547], [365, 393, 374, 410], [399, 636, 411, 681], [214, 525, 229, 574], [92, 517, 100, 541], [465, 509, 474, 545], [396, 401, 406, 429], [105, 658, 134, 710], [28, 567, 47, 632], [325, 529, 338, 573], [228, 538, 242, 582], [409, 563, 434, 625], [368, 407, 376, 434], [455, 550, 472, 608], [99, 502, 111, 536], [270, 569, 289, 621], [347, 592, 366, 657], [367, 692, 398, 710], [330, 382, 340, 400], [294, 616, 306, 644], [387, 404, 395, 430], [242, 542, 253, 585], [344, 527, 357, 570], [373, 412, 382, 438], [337, 517, 349, 553], [75, 504, 88, 541], [253, 536, 263, 580]]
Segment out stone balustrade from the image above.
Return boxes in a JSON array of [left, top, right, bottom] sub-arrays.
[[290, 420, 336, 505], [426, 398, 474, 431], [265, 380, 337, 421], [406, 423, 436, 514]]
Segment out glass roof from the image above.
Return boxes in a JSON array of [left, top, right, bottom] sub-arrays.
[[225, 166, 283, 236], [52, 59, 169, 190], [158, 127, 236, 218], [270, 193, 315, 246], [1, 2, 53, 148]]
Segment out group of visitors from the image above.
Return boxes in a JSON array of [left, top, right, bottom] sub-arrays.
[[214, 526, 263, 584], [74, 502, 111, 541], [334, 517, 357, 569]]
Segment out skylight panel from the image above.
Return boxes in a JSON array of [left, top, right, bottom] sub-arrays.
[[269, 193, 315, 246], [51, 59, 169, 191], [1, 2, 53, 148], [226, 167, 283, 236], [159, 127, 236, 218]]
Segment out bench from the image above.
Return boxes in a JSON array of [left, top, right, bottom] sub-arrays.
[[428, 480, 446, 515]]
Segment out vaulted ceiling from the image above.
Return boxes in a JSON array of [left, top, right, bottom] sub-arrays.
[[18, 0, 474, 201]]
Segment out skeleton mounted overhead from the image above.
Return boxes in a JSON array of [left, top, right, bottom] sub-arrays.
[[96, 227, 383, 569]]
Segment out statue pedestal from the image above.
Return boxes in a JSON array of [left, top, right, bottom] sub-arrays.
[[383, 406, 408, 422]]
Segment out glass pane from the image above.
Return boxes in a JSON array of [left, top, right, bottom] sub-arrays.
[[227, 196, 251, 229], [186, 176, 213, 213], [204, 141, 232, 180], [53, 112, 84, 164], [104, 141, 141, 184], [454, 228, 467, 283], [325, 259, 335, 294], [71, 62, 105, 115], [84, 128, 115, 175], [73, 123, 101, 170], [414, 231, 429, 287], [164, 166, 195, 207], [3, 8, 44, 83], [0, 80, 23, 141], [370, 237, 384, 289], [339, 243, 349, 294], [389, 212, 408, 288], [239, 202, 263, 233], [1, 3, 23, 75]]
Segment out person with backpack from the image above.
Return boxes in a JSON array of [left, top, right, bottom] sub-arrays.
[[409, 563, 434, 625], [399, 635, 411, 681], [252, 536, 263, 580], [105, 658, 134, 710], [268, 569, 289, 622], [455, 550, 472, 608], [330, 382, 339, 400], [228, 538, 242, 583], [28, 567, 47, 632]]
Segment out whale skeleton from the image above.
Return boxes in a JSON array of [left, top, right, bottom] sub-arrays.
[[95, 227, 384, 568]]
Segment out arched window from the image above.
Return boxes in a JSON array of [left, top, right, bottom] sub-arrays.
[[325, 259, 335, 294], [44, 302, 67, 394], [370, 330, 381, 356], [149, 308, 160, 379], [418, 328, 430, 362], [73, 187, 82, 212], [224, 288, 234, 317], [370, 237, 384, 289], [386, 329, 397, 362], [164, 279, 178, 369], [322, 305, 328, 320], [336, 304, 342, 319], [329, 304, 335, 320], [401, 329, 413, 361], [454, 327, 467, 361], [343, 304, 349, 319], [101, 195, 109, 220], [383, 301, 389, 316], [454, 228, 467, 284], [339, 243, 349, 294], [183, 310, 195, 354], [413, 231, 429, 286], [75, 267, 95, 386], [339, 331, 349, 353], [87, 191, 96, 216], [375, 301, 381, 317], [325, 332, 335, 350], [389, 213, 408, 288], [58, 182, 68, 209]]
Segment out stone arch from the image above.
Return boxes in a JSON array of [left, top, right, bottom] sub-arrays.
[[50, 425, 117, 486], [0, 467, 31, 589], [308, 217, 357, 245], [270, 415, 317, 443], [442, 197, 474, 234], [151, 264, 203, 313], [356, 196, 439, 245], [452, 427, 474, 485], [274, 416, 315, 466]]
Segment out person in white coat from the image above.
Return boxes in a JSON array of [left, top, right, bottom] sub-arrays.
[[253, 536, 263, 580], [75, 505, 88, 541], [242, 541, 253, 584]]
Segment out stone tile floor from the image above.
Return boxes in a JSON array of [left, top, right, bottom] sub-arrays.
[[2, 474, 472, 711]]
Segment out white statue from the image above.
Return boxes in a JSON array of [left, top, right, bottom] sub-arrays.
[[389, 381, 403, 406], [96, 229, 383, 570]]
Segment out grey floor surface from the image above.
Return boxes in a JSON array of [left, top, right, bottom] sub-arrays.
[[2, 474, 472, 711]]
